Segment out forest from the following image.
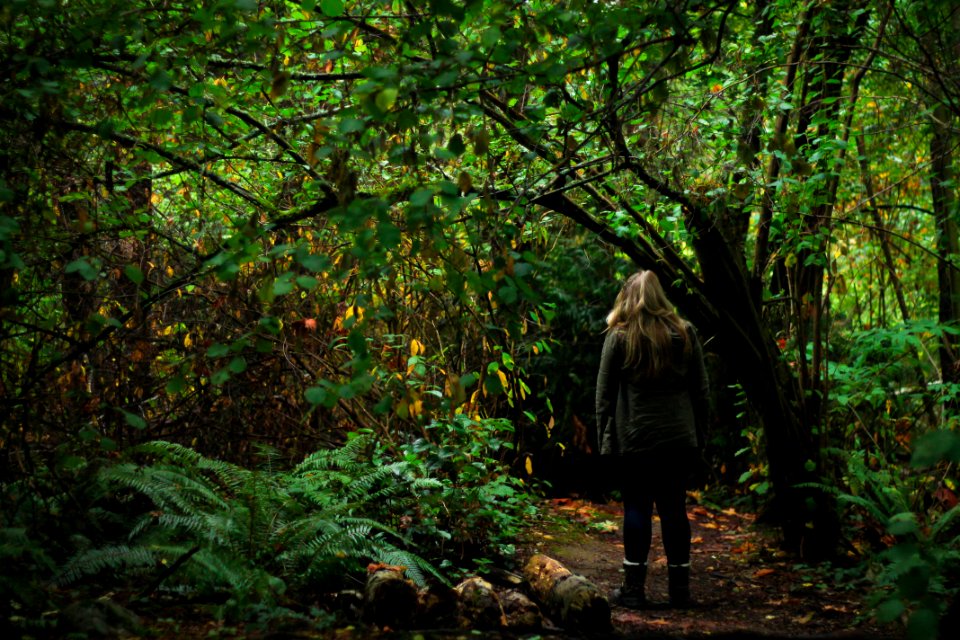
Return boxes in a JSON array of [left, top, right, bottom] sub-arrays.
[[1, 0, 959, 638]]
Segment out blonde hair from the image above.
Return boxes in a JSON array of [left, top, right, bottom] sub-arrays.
[[606, 270, 690, 373]]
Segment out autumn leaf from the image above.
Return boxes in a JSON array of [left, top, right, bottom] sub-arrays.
[[410, 338, 424, 356]]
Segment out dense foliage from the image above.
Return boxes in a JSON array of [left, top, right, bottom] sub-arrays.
[[2, 0, 960, 637]]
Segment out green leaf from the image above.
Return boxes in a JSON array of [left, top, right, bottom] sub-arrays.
[[410, 188, 434, 207], [272, 275, 294, 296], [481, 26, 502, 49], [260, 316, 281, 335], [296, 251, 330, 273], [320, 0, 345, 17], [911, 430, 960, 466], [124, 265, 144, 285], [887, 512, 918, 536], [907, 608, 938, 640], [165, 375, 186, 394], [305, 386, 328, 405], [483, 374, 504, 396], [66, 258, 99, 281], [339, 118, 366, 134], [897, 565, 931, 600], [121, 410, 147, 430], [148, 69, 171, 91], [296, 275, 319, 289], [875, 597, 905, 623], [375, 88, 398, 112], [207, 343, 230, 358], [447, 134, 466, 156]]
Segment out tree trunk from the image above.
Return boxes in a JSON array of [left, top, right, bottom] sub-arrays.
[[856, 134, 910, 323], [931, 103, 960, 389], [686, 209, 837, 559]]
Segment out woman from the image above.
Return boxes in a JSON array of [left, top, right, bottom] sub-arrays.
[[595, 270, 709, 609]]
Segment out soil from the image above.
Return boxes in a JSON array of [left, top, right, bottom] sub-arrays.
[[100, 497, 908, 640], [518, 496, 906, 639]]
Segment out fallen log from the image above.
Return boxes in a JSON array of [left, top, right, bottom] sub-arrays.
[[363, 566, 418, 629], [454, 576, 504, 629], [500, 588, 543, 630], [523, 553, 611, 631]]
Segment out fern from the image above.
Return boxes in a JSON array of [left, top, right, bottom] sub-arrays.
[[102, 463, 229, 513], [66, 436, 447, 607], [56, 545, 158, 586], [374, 544, 448, 586]]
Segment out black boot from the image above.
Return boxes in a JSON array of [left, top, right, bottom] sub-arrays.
[[668, 563, 691, 608], [612, 561, 646, 609]]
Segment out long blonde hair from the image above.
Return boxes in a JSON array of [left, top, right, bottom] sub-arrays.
[[606, 270, 690, 373]]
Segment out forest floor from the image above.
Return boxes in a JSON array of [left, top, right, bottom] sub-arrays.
[[518, 496, 906, 639], [118, 496, 907, 640]]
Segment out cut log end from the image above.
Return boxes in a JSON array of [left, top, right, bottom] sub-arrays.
[[523, 553, 611, 631], [363, 568, 418, 629]]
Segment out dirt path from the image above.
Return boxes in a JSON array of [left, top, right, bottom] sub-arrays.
[[519, 497, 905, 639]]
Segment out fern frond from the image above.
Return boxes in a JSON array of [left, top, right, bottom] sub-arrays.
[[301, 522, 373, 558], [56, 545, 158, 586], [294, 435, 371, 474], [102, 464, 228, 513], [373, 544, 447, 587], [181, 546, 248, 592], [134, 440, 252, 493], [931, 503, 960, 539], [0, 527, 31, 558]]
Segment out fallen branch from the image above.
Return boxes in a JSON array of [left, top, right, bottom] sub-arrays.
[[523, 554, 611, 631]]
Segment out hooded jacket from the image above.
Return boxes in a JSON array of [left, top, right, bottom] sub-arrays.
[[595, 322, 709, 455]]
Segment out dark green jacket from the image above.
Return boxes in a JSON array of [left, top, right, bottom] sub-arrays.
[[595, 323, 709, 455]]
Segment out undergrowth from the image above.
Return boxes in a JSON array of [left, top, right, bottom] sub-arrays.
[[0, 416, 539, 635]]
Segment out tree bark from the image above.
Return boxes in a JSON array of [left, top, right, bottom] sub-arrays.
[[522, 554, 610, 631], [931, 102, 960, 388], [856, 134, 910, 323]]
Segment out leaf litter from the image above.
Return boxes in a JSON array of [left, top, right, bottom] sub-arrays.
[[520, 496, 905, 639]]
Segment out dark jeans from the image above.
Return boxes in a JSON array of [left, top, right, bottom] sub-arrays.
[[617, 448, 694, 566]]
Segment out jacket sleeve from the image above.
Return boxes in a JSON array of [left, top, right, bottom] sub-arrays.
[[687, 324, 710, 449], [595, 331, 621, 454]]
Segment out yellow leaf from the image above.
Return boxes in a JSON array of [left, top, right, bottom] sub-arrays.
[[183, 333, 193, 348], [524, 455, 533, 475], [496, 369, 508, 389], [410, 338, 424, 356], [409, 396, 422, 418]]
